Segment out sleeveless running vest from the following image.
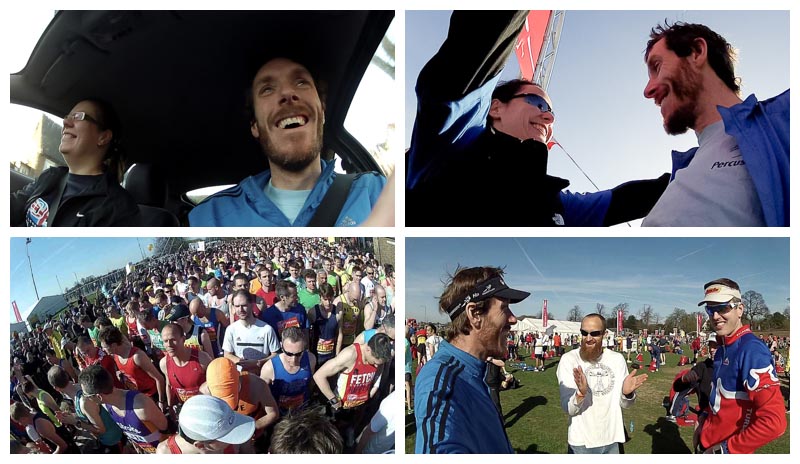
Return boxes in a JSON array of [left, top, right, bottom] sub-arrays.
[[339, 295, 362, 347], [35, 390, 62, 427], [126, 316, 139, 341], [269, 352, 312, 415], [312, 304, 338, 361], [114, 346, 157, 396], [336, 344, 378, 409], [75, 389, 123, 446], [165, 348, 205, 403], [104, 390, 161, 453], [184, 325, 203, 351], [192, 310, 220, 356]]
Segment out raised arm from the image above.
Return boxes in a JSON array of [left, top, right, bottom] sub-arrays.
[[407, 11, 530, 187]]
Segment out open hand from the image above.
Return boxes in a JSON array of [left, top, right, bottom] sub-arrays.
[[622, 368, 648, 395], [573, 366, 588, 396]]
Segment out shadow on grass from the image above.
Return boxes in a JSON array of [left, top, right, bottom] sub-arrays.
[[518, 443, 549, 454], [642, 416, 692, 454], [504, 395, 548, 428], [406, 411, 416, 436]]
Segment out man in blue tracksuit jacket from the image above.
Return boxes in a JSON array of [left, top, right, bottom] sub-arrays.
[[189, 159, 384, 227], [189, 56, 385, 227], [642, 22, 789, 226], [415, 266, 529, 453], [406, 11, 669, 227]]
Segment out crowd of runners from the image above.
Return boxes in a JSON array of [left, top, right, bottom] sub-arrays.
[[10, 237, 397, 454]]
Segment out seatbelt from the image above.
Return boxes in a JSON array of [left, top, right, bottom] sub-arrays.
[[307, 173, 358, 226]]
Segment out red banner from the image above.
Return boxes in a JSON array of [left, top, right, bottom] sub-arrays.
[[542, 299, 548, 327], [514, 11, 552, 81], [697, 313, 703, 334], [12, 300, 22, 323], [617, 309, 623, 333]]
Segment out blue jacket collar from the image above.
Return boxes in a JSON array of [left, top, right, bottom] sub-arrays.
[[241, 159, 337, 226]]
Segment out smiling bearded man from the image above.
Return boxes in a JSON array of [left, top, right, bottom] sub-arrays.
[[641, 21, 789, 227], [189, 56, 385, 227], [557, 313, 648, 454]]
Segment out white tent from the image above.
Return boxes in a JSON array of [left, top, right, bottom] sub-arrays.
[[511, 317, 614, 338]]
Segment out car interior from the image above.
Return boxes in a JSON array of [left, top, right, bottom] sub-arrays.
[[10, 10, 394, 226]]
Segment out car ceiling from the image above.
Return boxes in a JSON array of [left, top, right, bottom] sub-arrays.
[[10, 10, 393, 194]]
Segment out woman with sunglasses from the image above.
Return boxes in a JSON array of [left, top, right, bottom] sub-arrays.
[[12, 99, 140, 226], [406, 11, 669, 227]]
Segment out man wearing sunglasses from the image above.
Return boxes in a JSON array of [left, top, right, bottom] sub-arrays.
[[694, 279, 786, 453], [406, 11, 669, 227], [557, 313, 648, 454], [260, 326, 317, 417], [415, 267, 527, 454]]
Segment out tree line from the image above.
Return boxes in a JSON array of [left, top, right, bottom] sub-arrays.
[[524, 290, 789, 333]]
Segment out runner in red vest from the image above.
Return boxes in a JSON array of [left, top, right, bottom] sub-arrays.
[[99, 326, 167, 413], [159, 323, 212, 415], [312, 332, 393, 447]]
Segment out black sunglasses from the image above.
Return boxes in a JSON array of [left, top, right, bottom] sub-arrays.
[[580, 329, 604, 337], [283, 349, 303, 357], [509, 93, 554, 115]]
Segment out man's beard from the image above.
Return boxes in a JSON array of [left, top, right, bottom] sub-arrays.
[[664, 59, 704, 135], [579, 340, 603, 363], [257, 119, 324, 173]]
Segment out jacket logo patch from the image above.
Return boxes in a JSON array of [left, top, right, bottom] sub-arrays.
[[337, 216, 357, 226], [552, 214, 564, 226], [711, 160, 745, 170], [27, 198, 50, 227]]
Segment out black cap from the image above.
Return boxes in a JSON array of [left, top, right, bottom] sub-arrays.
[[169, 304, 191, 322], [170, 295, 183, 305], [446, 276, 530, 320]]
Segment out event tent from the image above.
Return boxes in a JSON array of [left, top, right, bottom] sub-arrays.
[[511, 317, 614, 338]]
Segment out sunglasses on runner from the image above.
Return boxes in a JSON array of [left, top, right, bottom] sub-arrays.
[[283, 349, 303, 358], [580, 329, 603, 337], [510, 93, 554, 115], [705, 301, 737, 318]]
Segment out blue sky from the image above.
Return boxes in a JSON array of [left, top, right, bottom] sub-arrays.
[[406, 238, 789, 323], [405, 10, 790, 205], [9, 238, 158, 319]]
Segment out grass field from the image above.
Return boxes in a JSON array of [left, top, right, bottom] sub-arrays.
[[405, 345, 790, 454]]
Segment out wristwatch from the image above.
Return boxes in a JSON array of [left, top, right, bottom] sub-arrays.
[[329, 396, 340, 405]]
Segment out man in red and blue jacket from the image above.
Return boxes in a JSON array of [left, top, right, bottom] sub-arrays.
[[696, 278, 786, 453]]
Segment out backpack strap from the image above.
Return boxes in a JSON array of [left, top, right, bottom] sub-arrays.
[[307, 173, 359, 226]]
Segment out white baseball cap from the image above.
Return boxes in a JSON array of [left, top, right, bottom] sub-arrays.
[[178, 395, 255, 444], [698, 282, 741, 306]]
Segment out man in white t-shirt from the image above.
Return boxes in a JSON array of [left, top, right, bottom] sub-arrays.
[[360, 265, 378, 299], [557, 313, 648, 453], [424, 324, 441, 363], [533, 334, 544, 371], [222, 290, 280, 374]]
